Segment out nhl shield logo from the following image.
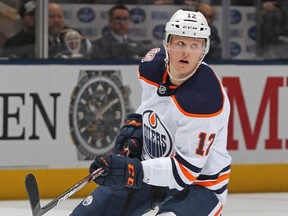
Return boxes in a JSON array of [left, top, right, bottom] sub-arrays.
[[158, 84, 167, 95]]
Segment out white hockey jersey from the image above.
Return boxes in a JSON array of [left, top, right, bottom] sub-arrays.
[[137, 47, 231, 204]]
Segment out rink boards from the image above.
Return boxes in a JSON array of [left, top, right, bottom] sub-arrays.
[[0, 62, 287, 199]]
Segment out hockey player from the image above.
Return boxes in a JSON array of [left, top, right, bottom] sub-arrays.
[[70, 9, 231, 216]]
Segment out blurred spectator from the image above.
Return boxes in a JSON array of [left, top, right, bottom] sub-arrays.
[[196, 2, 222, 60], [91, 4, 152, 60], [1, 0, 36, 59], [48, 2, 92, 59], [260, 0, 288, 59], [153, 0, 174, 4], [92, 0, 144, 3], [210, 0, 254, 5], [230, 0, 255, 5], [263, 1, 288, 39], [53, 0, 155, 4], [175, 0, 210, 5], [1, 1, 92, 59]]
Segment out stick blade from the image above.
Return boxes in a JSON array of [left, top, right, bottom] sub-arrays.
[[25, 173, 42, 216]]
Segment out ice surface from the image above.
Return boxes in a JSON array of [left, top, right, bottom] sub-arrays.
[[1, 193, 288, 216]]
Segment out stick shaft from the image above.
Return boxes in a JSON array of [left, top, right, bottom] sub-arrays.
[[25, 168, 104, 216]]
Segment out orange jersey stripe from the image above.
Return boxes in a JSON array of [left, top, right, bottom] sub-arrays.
[[139, 73, 178, 89], [171, 94, 225, 118], [175, 158, 197, 182], [139, 75, 158, 87], [194, 172, 230, 187], [214, 205, 223, 216]]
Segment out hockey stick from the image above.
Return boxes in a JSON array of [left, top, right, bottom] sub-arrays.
[[24, 168, 104, 216]]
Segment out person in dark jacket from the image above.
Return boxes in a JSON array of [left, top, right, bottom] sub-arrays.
[[91, 4, 152, 60], [196, 2, 222, 60], [1, 0, 36, 59]]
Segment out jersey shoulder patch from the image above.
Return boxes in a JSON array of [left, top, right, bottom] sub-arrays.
[[139, 46, 166, 84], [141, 48, 161, 62]]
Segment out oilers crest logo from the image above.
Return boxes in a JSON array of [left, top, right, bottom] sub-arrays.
[[143, 110, 172, 158]]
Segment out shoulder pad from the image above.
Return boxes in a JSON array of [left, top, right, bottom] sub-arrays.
[[174, 64, 224, 116]]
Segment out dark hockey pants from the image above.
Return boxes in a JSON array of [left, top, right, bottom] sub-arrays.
[[70, 183, 220, 216]]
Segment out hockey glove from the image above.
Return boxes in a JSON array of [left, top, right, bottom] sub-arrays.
[[114, 113, 143, 159], [89, 154, 143, 189]]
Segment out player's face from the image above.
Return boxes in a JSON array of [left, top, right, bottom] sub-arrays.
[[167, 35, 205, 80]]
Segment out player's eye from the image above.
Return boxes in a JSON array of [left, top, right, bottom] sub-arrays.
[[168, 40, 203, 53], [190, 43, 200, 50], [176, 41, 185, 46]]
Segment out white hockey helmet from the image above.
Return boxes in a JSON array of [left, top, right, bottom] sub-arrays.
[[165, 9, 211, 56]]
